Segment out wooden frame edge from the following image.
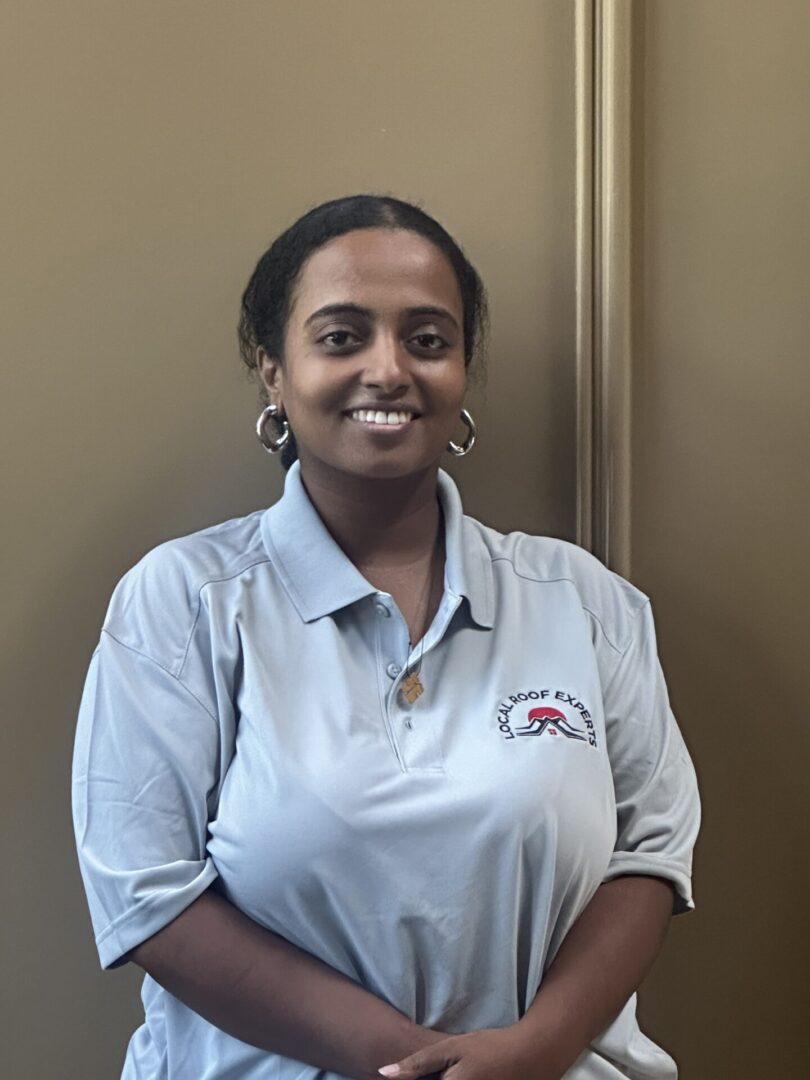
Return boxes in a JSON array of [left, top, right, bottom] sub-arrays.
[[575, 0, 633, 577]]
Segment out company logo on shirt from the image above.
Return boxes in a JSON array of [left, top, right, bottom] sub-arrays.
[[495, 689, 598, 747]]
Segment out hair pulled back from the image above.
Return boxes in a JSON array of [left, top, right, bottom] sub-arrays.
[[238, 193, 489, 470]]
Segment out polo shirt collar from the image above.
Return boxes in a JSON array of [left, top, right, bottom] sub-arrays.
[[260, 461, 494, 629]]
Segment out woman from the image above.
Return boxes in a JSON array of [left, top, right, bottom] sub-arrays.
[[72, 194, 701, 1080]]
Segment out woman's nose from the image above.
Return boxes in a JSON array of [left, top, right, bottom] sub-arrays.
[[361, 336, 411, 390]]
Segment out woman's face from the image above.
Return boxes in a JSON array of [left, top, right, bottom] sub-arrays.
[[259, 227, 467, 482]]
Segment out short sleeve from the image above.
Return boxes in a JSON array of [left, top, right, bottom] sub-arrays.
[[600, 600, 701, 915], [71, 630, 221, 968]]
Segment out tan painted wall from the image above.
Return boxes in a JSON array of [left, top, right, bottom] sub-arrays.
[[631, 3, 810, 1077], [1, 2, 577, 1075]]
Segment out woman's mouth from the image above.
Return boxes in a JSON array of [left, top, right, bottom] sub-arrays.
[[346, 408, 418, 427]]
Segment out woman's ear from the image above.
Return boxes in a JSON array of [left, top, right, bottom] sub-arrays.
[[257, 347, 283, 406]]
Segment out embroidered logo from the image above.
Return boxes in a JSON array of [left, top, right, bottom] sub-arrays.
[[517, 706, 586, 740], [495, 689, 598, 747]]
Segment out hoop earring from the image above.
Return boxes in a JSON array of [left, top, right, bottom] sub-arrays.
[[447, 408, 477, 457], [256, 403, 290, 454]]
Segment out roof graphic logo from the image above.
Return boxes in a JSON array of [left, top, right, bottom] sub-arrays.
[[494, 688, 598, 747], [515, 706, 587, 740]]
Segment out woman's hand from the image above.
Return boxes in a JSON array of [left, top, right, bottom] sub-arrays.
[[377, 1025, 564, 1080]]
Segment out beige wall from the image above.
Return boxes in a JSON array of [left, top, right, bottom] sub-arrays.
[[631, 3, 809, 1077], [1, 2, 577, 1075]]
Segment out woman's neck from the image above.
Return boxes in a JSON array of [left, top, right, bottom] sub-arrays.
[[297, 457, 442, 570]]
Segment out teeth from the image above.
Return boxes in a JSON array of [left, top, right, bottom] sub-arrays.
[[349, 409, 414, 424]]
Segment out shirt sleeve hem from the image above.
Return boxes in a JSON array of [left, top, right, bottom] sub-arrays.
[[95, 859, 220, 970], [601, 852, 695, 916]]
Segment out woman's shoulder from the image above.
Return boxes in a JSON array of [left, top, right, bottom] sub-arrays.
[[465, 513, 650, 654], [100, 507, 269, 669]]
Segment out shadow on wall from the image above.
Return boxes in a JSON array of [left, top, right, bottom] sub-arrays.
[[634, 567, 808, 1079]]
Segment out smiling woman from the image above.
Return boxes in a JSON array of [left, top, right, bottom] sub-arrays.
[[238, 196, 488, 480], [254, 226, 468, 483], [72, 193, 700, 1080]]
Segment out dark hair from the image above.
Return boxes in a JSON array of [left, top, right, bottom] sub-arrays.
[[238, 193, 489, 469]]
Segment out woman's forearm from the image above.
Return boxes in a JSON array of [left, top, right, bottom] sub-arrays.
[[512, 875, 675, 1075], [128, 886, 447, 1080]]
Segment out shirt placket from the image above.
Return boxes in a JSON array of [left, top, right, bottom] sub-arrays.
[[373, 590, 461, 772]]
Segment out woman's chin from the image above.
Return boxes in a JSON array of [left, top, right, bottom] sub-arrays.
[[305, 449, 440, 484]]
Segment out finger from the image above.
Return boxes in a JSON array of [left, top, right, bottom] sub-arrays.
[[378, 1040, 459, 1079]]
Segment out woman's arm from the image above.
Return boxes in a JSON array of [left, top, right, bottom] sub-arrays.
[[129, 886, 447, 1080], [511, 874, 674, 1075], [369, 876, 676, 1080]]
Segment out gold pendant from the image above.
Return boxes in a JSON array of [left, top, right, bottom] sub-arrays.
[[400, 672, 425, 704]]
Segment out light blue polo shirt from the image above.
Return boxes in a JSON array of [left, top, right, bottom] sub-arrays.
[[72, 461, 700, 1080]]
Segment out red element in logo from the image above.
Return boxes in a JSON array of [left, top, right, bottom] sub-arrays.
[[528, 707, 567, 724]]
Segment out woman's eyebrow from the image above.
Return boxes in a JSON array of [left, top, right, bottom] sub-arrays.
[[304, 303, 372, 326], [407, 305, 459, 330], [304, 303, 459, 331]]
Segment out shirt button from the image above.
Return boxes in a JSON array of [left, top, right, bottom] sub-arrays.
[[375, 602, 391, 618], [386, 662, 402, 679]]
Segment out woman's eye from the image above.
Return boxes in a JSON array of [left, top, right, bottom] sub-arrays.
[[411, 333, 447, 351], [320, 331, 359, 349]]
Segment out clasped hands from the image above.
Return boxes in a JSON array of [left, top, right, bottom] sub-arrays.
[[377, 1025, 567, 1080]]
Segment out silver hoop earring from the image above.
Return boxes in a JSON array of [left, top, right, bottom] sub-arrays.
[[447, 408, 477, 457], [256, 403, 290, 454]]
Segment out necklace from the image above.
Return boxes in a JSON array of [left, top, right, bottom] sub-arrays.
[[400, 537, 441, 705]]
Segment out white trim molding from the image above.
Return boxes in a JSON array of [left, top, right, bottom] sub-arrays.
[[575, 0, 633, 578]]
